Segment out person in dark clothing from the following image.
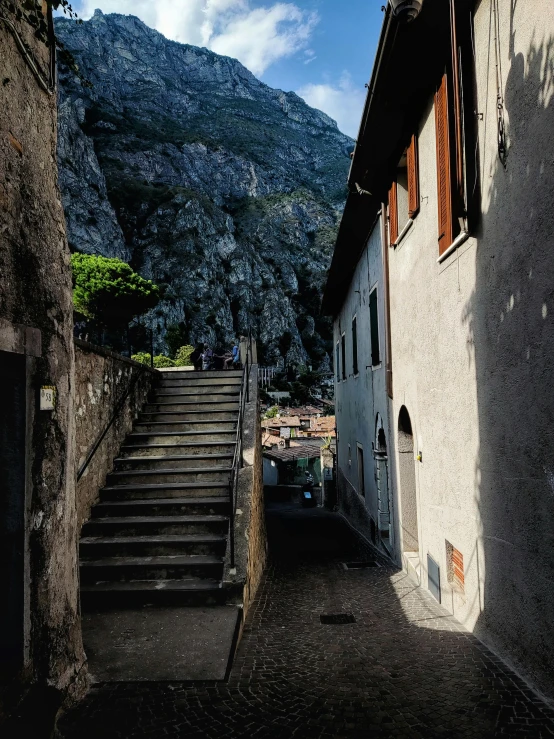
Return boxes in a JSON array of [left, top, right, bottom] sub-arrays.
[[212, 349, 226, 371], [190, 343, 203, 371]]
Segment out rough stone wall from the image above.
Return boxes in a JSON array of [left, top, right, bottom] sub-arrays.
[[74, 341, 156, 529], [0, 7, 85, 722], [224, 366, 267, 620]]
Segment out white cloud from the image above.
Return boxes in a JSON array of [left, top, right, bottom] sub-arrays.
[[296, 72, 365, 138], [79, 0, 318, 76]]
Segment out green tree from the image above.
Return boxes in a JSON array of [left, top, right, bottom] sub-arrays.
[[71, 253, 160, 328], [264, 405, 279, 419], [165, 323, 188, 357]]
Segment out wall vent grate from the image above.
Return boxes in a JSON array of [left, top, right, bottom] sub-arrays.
[[320, 613, 356, 625]]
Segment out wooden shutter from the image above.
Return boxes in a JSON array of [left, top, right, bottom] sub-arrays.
[[388, 181, 398, 245], [435, 71, 453, 255], [407, 135, 420, 218]]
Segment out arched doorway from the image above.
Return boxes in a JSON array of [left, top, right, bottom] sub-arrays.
[[398, 406, 419, 552], [374, 416, 392, 552]]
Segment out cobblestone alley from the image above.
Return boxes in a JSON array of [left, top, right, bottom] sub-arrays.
[[59, 503, 554, 739]]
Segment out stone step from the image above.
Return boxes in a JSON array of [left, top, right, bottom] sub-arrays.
[[158, 370, 242, 380], [82, 515, 229, 537], [114, 454, 234, 471], [80, 554, 224, 583], [100, 481, 230, 501], [118, 442, 235, 458], [157, 376, 242, 388], [106, 467, 232, 486], [138, 411, 238, 422], [151, 390, 241, 402], [144, 401, 239, 413], [134, 419, 237, 433], [92, 497, 230, 518], [80, 534, 227, 558], [80, 579, 225, 608], [126, 431, 237, 444]]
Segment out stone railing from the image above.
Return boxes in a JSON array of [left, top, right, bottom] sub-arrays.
[[74, 339, 156, 530], [223, 364, 267, 619]]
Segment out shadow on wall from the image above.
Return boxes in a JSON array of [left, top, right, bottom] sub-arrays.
[[463, 1, 554, 699]]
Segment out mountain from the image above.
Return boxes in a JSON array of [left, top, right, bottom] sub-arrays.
[[55, 10, 353, 367]]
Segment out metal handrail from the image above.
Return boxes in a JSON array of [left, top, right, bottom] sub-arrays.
[[77, 367, 148, 482], [229, 331, 254, 568]]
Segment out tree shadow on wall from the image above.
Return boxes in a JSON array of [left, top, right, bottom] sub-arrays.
[[462, 0, 554, 700]]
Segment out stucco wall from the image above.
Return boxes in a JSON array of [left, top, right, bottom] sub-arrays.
[[0, 11, 85, 723], [224, 366, 267, 620], [333, 221, 396, 559], [386, 0, 554, 700], [74, 340, 156, 530]]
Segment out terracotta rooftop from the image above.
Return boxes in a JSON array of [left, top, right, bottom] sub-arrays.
[[261, 416, 301, 428]]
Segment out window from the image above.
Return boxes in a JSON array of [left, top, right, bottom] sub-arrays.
[[357, 444, 365, 498], [335, 341, 340, 383], [352, 316, 358, 375], [341, 333, 346, 380], [348, 444, 352, 466], [388, 134, 419, 245], [435, 0, 479, 256], [369, 288, 380, 367]]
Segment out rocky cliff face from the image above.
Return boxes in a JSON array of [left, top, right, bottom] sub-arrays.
[[55, 10, 353, 366]]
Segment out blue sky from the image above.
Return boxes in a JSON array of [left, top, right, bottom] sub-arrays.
[[65, 0, 384, 137]]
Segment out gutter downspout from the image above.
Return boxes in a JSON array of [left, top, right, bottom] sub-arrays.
[[348, 5, 394, 185], [381, 204, 393, 399]]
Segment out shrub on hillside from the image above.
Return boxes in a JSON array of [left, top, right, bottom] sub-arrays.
[[174, 345, 194, 366], [131, 352, 176, 368]]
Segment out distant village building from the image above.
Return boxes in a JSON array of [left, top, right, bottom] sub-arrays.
[[263, 444, 323, 488], [323, 0, 554, 701]]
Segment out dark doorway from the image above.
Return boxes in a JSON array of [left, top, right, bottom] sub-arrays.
[[398, 406, 418, 552], [0, 351, 27, 678], [375, 426, 392, 548]]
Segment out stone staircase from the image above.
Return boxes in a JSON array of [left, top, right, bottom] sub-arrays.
[[79, 369, 242, 609]]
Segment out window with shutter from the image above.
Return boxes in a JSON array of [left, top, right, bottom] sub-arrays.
[[388, 181, 398, 245], [389, 134, 419, 246], [352, 316, 358, 375], [407, 135, 420, 218], [369, 288, 380, 367], [435, 71, 453, 256]]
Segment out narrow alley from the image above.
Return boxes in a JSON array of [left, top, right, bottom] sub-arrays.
[[58, 502, 554, 739]]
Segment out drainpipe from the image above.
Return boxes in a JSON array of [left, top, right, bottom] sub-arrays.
[[381, 204, 393, 399]]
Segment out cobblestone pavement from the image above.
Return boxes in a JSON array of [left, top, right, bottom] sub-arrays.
[[58, 503, 554, 739]]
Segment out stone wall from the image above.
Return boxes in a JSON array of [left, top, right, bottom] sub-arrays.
[[74, 340, 156, 529], [0, 6, 85, 726], [224, 366, 267, 620]]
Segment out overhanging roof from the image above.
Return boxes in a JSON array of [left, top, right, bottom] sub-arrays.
[[322, 0, 453, 316]]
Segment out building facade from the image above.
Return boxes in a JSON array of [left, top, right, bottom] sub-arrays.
[[332, 221, 395, 558], [324, 0, 554, 701]]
